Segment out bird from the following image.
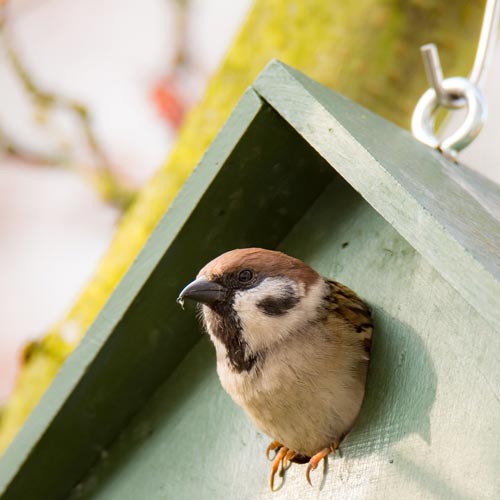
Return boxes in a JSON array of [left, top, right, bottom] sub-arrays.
[[177, 248, 373, 490]]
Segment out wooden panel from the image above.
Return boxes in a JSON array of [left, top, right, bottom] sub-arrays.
[[2, 61, 499, 500], [254, 60, 500, 331], [67, 180, 500, 500], [0, 91, 334, 500]]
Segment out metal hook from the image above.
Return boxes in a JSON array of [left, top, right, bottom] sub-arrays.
[[470, 0, 500, 87], [412, 77, 486, 160], [412, 0, 500, 158]]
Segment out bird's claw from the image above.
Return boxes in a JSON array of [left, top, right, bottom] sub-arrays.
[[266, 440, 283, 460], [305, 441, 339, 486], [270, 446, 289, 491], [267, 440, 341, 489], [282, 449, 296, 470], [305, 461, 317, 486], [267, 442, 301, 491]]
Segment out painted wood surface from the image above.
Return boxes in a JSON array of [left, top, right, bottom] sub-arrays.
[[69, 180, 500, 500], [0, 90, 333, 500], [1, 62, 499, 500]]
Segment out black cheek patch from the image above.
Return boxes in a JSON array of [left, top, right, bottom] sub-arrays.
[[257, 290, 300, 316]]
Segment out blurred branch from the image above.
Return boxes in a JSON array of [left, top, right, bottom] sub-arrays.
[[173, 0, 189, 68], [0, 3, 136, 210], [0, 125, 60, 165], [6, 45, 110, 168], [0, 125, 136, 210]]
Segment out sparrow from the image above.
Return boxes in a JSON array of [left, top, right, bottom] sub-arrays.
[[178, 248, 372, 490]]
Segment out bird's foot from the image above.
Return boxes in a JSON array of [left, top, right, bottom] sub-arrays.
[[266, 442, 301, 491], [266, 440, 283, 460], [305, 440, 340, 486], [269, 446, 289, 491], [282, 449, 297, 470]]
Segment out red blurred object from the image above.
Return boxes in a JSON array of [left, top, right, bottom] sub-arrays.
[[151, 78, 187, 129]]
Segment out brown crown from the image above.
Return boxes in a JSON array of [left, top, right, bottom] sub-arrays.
[[198, 248, 320, 290]]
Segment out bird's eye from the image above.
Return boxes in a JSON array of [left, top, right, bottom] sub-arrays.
[[238, 269, 253, 283]]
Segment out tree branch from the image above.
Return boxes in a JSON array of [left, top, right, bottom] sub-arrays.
[[0, 3, 136, 210]]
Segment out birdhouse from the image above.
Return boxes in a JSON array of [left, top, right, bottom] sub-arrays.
[[1, 60, 499, 500]]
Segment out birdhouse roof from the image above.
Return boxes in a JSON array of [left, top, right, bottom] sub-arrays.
[[1, 60, 499, 500], [254, 61, 500, 331]]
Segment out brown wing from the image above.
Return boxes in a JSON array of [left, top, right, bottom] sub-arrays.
[[325, 280, 373, 355]]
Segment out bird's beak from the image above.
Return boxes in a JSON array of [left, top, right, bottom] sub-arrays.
[[177, 278, 226, 308]]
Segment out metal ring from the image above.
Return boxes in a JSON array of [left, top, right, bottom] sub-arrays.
[[411, 77, 487, 159]]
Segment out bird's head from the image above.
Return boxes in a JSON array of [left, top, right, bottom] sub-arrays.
[[178, 248, 328, 371]]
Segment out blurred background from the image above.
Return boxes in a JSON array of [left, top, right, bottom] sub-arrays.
[[0, 0, 499, 408], [0, 0, 252, 402]]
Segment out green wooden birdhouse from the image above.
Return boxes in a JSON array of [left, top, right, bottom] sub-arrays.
[[1, 61, 499, 500]]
